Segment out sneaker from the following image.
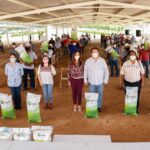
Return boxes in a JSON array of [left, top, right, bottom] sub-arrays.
[[78, 106, 82, 112]]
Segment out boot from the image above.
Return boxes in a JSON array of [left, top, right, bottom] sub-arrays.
[[48, 103, 53, 109]]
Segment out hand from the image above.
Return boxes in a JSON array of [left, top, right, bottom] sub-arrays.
[[40, 82, 43, 87], [68, 81, 71, 88], [84, 82, 88, 86]]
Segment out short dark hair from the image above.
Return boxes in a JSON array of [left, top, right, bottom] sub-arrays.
[[10, 53, 16, 58], [91, 47, 99, 53]]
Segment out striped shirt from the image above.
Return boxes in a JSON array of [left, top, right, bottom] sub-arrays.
[[120, 60, 145, 83]]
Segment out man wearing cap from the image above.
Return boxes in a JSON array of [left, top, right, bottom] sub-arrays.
[[120, 47, 145, 114]]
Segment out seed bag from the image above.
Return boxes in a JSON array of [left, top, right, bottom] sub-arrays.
[[15, 44, 33, 63], [32, 126, 53, 142], [85, 92, 99, 118], [41, 42, 49, 52], [124, 86, 138, 115], [0, 94, 16, 119], [27, 93, 41, 123], [0, 127, 13, 140], [13, 128, 32, 141]]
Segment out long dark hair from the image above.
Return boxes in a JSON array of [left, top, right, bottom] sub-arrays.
[[41, 55, 51, 67], [71, 50, 82, 66]]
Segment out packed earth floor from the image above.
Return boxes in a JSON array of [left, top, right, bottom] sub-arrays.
[[0, 40, 150, 142]]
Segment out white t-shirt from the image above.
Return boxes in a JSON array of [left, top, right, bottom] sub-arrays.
[[120, 60, 145, 83], [23, 51, 37, 69], [37, 65, 56, 84]]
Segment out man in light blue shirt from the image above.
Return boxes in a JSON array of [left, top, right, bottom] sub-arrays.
[[84, 47, 109, 112]]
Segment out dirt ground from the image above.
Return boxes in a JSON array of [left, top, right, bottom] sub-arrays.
[[0, 41, 150, 142]]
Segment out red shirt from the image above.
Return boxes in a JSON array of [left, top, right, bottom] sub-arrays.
[[139, 49, 150, 61]]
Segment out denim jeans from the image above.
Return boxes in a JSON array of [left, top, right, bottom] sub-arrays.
[[10, 84, 22, 109], [42, 84, 53, 103], [89, 84, 103, 108], [23, 69, 35, 90], [142, 61, 149, 77], [110, 59, 119, 77]]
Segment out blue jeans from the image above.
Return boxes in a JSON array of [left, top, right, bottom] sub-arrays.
[[89, 84, 103, 108], [110, 59, 119, 77], [42, 84, 53, 103], [10, 85, 22, 109], [142, 61, 149, 77]]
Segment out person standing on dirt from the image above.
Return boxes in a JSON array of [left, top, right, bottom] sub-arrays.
[[0, 40, 4, 53], [37, 55, 56, 109], [22, 43, 37, 90], [68, 51, 84, 112], [84, 47, 109, 112], [120, 48, 145, 114], [5, 53, 24, 110]]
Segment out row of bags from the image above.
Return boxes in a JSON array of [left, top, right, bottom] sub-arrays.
[[0, 90, 138, 122], [0, 126, 53, 142], [0, 93, 42, 122]]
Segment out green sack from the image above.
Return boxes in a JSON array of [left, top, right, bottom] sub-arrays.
[[0, 94, 16, 119], [41, 42, 49, 52], [85, 93, 99, 118], [111, 50, 120, 59], [27, 93, 41, 123], [144, 42, 149, 50], [71, 31, 78, 40], [20, 51, 33, 63], [15, 44, 33, 63], [124, 86, 138, 116]]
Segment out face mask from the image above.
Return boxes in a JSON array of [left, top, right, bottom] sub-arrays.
[[73, 43, 76, 46], [10, 58, 16, 63], [113, 45, 117, 48], [75, 55, 80, 60], [92, 53, 99, 58], [130, 55, 136, 61]]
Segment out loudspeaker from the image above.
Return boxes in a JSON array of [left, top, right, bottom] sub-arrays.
[[125, 30, 129, 35], [136, 30, 141, 37]]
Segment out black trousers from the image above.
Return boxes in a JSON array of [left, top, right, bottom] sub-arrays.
[[23, 69, 35, 90], [124, 80, 142, 114]]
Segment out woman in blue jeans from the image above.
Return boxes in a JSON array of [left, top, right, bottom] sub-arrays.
[[5, 53, 24, 110], [37, 55, 56, 109]]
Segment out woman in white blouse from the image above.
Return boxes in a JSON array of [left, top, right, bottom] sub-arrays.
[[120, 48, 145, 114], [37, 55, 56, 109]]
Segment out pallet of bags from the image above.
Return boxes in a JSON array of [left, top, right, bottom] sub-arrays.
[[124, 86, 138, 116], [15, 44, 33, 63], [27, 93, 42, 123], [85, 93, 99, 118], [0, 127, 13, 140], [12, 128, 32, 141], [0, 93, 16, 119], [32, 126, 53, 142]]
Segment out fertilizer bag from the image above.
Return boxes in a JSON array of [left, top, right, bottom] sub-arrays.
[[32, 126, 53, 142], [0, 127, 13, 140], [85, 92, 99, 118], [0, 94, 16, 119], [124, 86, 138, 115], [27, 93, 41, 123], [13, 128, 32, 141]]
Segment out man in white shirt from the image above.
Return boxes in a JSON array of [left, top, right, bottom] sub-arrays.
[[84, 47, 109, 112], [23, 44, 37, 90]]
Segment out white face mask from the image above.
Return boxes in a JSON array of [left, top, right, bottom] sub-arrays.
[[73, 43, 76, 46], [75, 55, 80, 60], [130, 55, 136, 61], [92, 52, 99, 58], [10, 58, 16, 63]]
